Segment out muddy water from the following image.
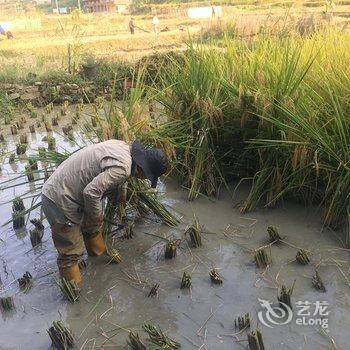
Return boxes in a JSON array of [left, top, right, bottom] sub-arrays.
[[1, 106, 350, 350]]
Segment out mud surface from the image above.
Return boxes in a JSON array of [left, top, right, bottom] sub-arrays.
[[1, 106, 350, 350]]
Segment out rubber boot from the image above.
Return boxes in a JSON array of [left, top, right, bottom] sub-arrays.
[[84, 232, 106, 257], [59, 264, 82, 285]]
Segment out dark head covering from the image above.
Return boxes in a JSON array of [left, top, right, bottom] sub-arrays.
[[131, 141, 169, 188]]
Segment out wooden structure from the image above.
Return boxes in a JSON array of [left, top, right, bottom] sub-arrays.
[[84, 0, 130, 13]]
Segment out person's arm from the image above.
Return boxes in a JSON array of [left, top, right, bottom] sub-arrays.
[[83, 166, 129, 222]]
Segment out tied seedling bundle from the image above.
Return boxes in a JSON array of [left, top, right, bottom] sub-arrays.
[[47, 321, 75, 349], [142, 324, 180, 349], [57, 278, 80, 303]]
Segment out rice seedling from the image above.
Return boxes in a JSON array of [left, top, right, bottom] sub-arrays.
[[296, 249, 310, 265], [62, 125, 73, 135], [12, 197, 25, 229], [47, 320, 75, 349], [16, 120, 24, 130], [45, 121, 53, 132], [18, 271, 33, 292], [16, 143, 27, 155], [0, 134, 4, 142], [267, 226, 283, 243], [28, 157, 38, 170], [26, 102, 37, 118], [127, 331, 146, 350], [30, 228, 44, 247], [19, 134, 28, 144], [91, 116, 97, 127], [312, 270, 326, 292], [180, 271, 192, 289], [29, 124, 35, 133], [52, 116, 58, 126], [61, 101, 69, 116], [164, 239, 178, 259], [247, 329, 265, 350], [185, 221, 202, 248], [254, 246, 272, 268], [47, 136, 56, 151], [142, 324, 181, 349], [9, 153, 15, 164], [36, 120, 41, 127], [25, 165, 34, 182], [210, 268, 222, 284], [0, 296, 15, 312], [148, 283, 159, 297], [234, 313, 250, 331], [57, 278, 80, 302], [13, 197, 25, 212], [278, 281, 295, 310], [122, 223, 134, 239], [106, 248, 122, 263], [10, 125, 17, 135], [46, 102, 53, 113], [30, 218, 44, 230]]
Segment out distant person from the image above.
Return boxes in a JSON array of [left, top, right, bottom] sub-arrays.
[[129, 18, 135, 34], [152, 15, 159, 34]]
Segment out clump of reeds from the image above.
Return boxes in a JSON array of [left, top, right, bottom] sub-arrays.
[[29, 124, 35, 133], [148, 283, 159, 297], [0, 134, 4, 142], [234, 313, 250, 331], [30, 228, 44, 247], [254, 246, 272, 268], [278, 281, 295, 310], [142, 324, 180, 349], [312, 270, 326, 292], [185, 222, 202, 248], [16, 143, 27, 155], [123, 223, 134, 239], [0, 296, 15, 312], [18, 271, 33, 292], [57, 278, 80, 302], [47, 136, 56, 151], [9, 153, 15, 164], [10, 125, 17, 135], [19, 134, 28, 144], [296, 249, 310, 265], [106, 248, 122, 264], [267, 226, 283, 242], [127, 331, 146, 350], [12, 197, 25, 229], [247, 329, 265, 350], [47, 320, 75, 349], [180, 271, 192, 289], [25, 165, 34, 182], [210, 268, 223, 284], [165, 240, 178, 259]]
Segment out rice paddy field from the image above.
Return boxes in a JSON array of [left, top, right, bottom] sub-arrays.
[[1, 2, 350, 349]]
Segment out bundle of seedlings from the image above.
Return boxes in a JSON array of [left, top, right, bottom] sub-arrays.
[[0, 296, 15, 312], [278, 281, 295, 310], [46, 102, 53, 113], [62, 125, 73, 135], [267, 226, 283, 243], [106, 248, 122, 263], [234, 313, 250, 331], [247, 329, 265, 350], [185, 220, 202, 248], [52, 116, 58, 126], [47, 136, 56, 151], [312, 270, 326, 292], [254, 246, 272, 268], [30, 228, 44, 247], [12, 197, 25, 229], [9, 153, 15, 164], [296, 249, 310, 265], [25, 165, 34, 182], [16, 120, 24, 130], [47, 320, 75, 349], [165, 239, 178, 259], [28, 157, 38, 170], [19, 134, 28, 144], [29, 124, 35, 133], [180, 271, 192, 289], [18, 271, 33, 292], [142, 324, 181, 349], [61, 101, 69, 116], [10, 125, 17, 135], [44, 121, 53, 132], [127, 331, 146, 350], [26, 102, 37, 118], [148, 283, 159, 297], [210, 268, 223, 284], [16, 143, 27, 155], [30, 218, 44, 230], [57, 278, 80, 302]]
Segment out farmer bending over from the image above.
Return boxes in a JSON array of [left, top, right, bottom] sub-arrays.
[[42, 140, 168, 284]]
